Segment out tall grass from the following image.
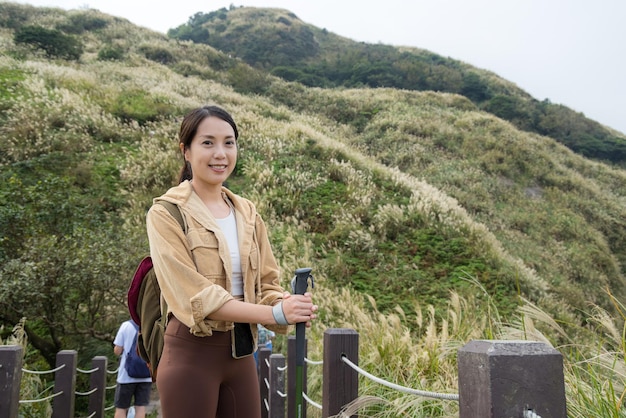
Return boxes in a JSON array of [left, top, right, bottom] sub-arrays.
[[1, 320, 52, 418], [294, 283, 626, 417]]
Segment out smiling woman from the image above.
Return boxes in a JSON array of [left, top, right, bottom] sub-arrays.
[[145, 105, 318, 418]]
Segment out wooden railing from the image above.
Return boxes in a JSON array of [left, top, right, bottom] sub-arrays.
[[1, 328, 568, 418], [0, 347, 111, 418], [259, 329, 566, 418]]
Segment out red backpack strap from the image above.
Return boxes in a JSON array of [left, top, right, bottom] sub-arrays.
[[128, 256, 153, 326]]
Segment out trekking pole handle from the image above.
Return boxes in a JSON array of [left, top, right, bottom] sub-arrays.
[[291, 267, 314, 295]]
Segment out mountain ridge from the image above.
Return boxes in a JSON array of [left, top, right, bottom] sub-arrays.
[[168, 5, 626, 166]]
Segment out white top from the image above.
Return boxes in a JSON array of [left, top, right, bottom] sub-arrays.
[[215, 209, 243, 296], [113, 320, 153, 384]]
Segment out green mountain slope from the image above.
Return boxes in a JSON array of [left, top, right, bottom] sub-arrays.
[[0, 1, 625, 378], [169, 6, 626, 166]]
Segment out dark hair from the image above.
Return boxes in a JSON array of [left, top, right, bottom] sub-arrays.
[[178, 105, 239, 183]]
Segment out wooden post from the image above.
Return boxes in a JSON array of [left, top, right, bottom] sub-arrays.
[[269, 353, 286, 418], [287, 336, 307, 418], [52, 350, 77, 418], [0, 345, 23, 418], [259, 347, 271, 418], [322, 329, 358, 418], [88, 356, 108, 418], [458, 340, 567, 418]]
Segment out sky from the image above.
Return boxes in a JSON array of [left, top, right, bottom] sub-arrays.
[[11, 0, 626, 135]]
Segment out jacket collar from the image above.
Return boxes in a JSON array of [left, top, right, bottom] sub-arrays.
[[155, 180, 255, 232]]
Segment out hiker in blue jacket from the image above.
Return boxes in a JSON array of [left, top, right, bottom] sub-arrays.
[[113, 319, 153, 418]]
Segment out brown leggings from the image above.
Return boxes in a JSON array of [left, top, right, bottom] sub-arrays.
[[156, 317, 261, 418]]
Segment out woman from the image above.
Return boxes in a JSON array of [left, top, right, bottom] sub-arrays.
[[146, 105, 317, 417]]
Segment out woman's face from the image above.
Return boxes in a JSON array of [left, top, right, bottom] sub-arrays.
[[183, 116, 237, 187]]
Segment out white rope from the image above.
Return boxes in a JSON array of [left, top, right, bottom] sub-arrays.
[[277, 365, 288, 371], [264, 378, 270, 389], [265, 358, 270, 368], [302, 391, 323, 410], [77, 366, 99, 374], [524, 410, 542, 418], [76, 387, 98, 396], [22, 364, 65, 375], [19, 391, 63, 404], [264, 398, 269, 411], [341, 356, 459, 401], [304, 357, 323, 365], [277, 390, 287, 398]]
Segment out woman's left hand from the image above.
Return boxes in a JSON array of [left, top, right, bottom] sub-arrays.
[[281, 292, 318, 327]]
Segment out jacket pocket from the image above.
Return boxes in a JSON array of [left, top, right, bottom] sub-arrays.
[[187, 228, 226, 281]]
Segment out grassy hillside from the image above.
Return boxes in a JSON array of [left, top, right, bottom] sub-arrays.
[[1, 3, 625, 416], [169, 6, 626, 166]]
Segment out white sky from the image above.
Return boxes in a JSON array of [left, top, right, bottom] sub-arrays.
[[11, 0, 626, 135]]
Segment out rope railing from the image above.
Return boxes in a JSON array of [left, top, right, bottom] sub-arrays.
[[19, 363, 72, 406], [1, 347, 119, 417], [304, 356, 323, 365], [75, 387, 98, 396], [300, 355, 324, 410], [3, 331, 566, 418], [302, 391, 322, 410], [76, 366, 99, 374], [75, 365, 100, 398], [18, 390, 63, 404], [19, 359, 111, 406], [260, 333, 461, 418], [22, 364, 66, 375], [341, 355, 460, 401]]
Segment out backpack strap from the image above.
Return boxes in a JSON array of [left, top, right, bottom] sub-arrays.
[[157, 201, 186, 233], [154, 200, 185, 329]]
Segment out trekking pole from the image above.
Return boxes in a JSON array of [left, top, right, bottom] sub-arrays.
[[291, 267, 314, 418]]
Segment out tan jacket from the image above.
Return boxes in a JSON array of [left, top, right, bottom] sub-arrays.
[[146, 181, 288, 340]]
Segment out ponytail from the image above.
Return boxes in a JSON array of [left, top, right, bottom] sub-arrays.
[[178, 160, 192, 184]]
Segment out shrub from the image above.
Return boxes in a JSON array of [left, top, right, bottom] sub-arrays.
[[227, 63, 269, 95], [138, 45, 176, 65], [107, 89, 175, 125], [56, 13, 108, 34], [14, 25, 83, 60], [97, 45, 125, 61]]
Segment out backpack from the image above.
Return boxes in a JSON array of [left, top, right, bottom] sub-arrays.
[[125, 321, 151, 378], [127, 201, 185, 380]]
